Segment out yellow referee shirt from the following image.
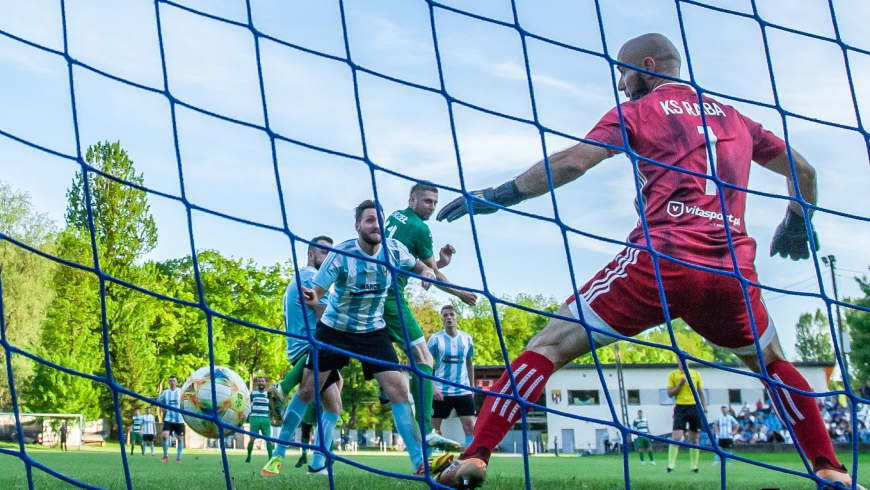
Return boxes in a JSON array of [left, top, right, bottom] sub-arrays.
[[667, 369, 703, 406]]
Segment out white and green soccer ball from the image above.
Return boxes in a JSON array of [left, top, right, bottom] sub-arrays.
[[180, 366, 250, 438]]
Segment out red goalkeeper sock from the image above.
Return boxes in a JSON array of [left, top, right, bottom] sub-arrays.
[[765, 360, 844, 473], [462, 351, 554, 464]]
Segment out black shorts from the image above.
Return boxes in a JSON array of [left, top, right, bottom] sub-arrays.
[[162, 422, 185, 436], [673, 404, 702, 432], [718, 437, 734, 449], [143, 434, 155, 442], [306, 323, 399, 380], [433, 395, 476, 419]]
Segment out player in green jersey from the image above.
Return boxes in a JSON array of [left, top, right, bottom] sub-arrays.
[[130, 408, 144, 455], [632, 410, 654, 464], [246, 376, 274, 463], [384, 183, 477, 451]]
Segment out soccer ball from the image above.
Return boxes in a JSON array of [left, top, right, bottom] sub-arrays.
[[179, 366, 250, 438]]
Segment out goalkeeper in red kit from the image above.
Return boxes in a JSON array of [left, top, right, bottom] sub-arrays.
[[432, 33, 861, 490]]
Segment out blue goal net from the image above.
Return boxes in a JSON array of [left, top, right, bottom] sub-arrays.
[[1, 1, 869, 489]]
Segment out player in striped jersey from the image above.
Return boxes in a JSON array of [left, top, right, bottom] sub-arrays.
[[712, 406, 739, 466], [141, 406, 156, 455], [246, 376, 273, 463], [158, 375, 185, 463], [428, 305, 476, 449], [262, 201, 440, 478], [632, 410, 654, 464], [434, 33, 860, 490], [130, 408, 143, 455]]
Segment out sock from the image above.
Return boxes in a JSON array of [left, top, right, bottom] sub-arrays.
[[177, 441, 183, 460], [266, 438, 273, 459], [141, 444, 145, 455], [274, 395, 309, 459], [462, 351, 554, 464], [649, 451, 654, 462], [310, 412, 339, 470], [410, 365, 435, 434], [392, 401, 424, 469], [247, 440, 254, 459], [639, 451, 644, 462], [280, 357, 308, 395], [689, 448, 699, 469], [667, 444, 679, 469], [765, 360, 844, 473], [465, 435, 473, 449], [163, 439, 169, 458]]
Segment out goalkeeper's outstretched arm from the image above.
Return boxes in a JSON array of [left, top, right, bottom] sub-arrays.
[[762, 148, 817, 216]]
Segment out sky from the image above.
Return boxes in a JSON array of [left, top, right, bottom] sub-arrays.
[[0, 0, 869, 362]]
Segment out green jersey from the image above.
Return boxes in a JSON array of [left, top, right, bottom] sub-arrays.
[[633, 418, 650, 434], [249, 390, 270, 419], [131, 415, 142, 434], [385, 207, 433, 292]]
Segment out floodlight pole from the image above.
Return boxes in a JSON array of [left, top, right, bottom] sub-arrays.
[[821, 255, 849, 381]]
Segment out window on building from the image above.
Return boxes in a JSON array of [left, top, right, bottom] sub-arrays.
[[568, 390, 600, 405], [729, 389, 742, 404], [627, 390, 641, 405], [659, 389, 674, 405]]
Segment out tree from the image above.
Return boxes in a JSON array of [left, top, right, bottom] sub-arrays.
[[794, 309, 835, 362], [846, 272, 870, 385], [30, 142, 160, 430], [0, 182, 58, 409]]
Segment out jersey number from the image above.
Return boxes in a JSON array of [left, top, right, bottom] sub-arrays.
[[697, 125, 719, 196]]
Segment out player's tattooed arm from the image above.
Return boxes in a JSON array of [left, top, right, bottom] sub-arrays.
[[437, 141, 612, 222], [765, 148, 819, 260]]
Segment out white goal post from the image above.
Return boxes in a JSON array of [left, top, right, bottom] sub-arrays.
[[0, 412, 85, 451]]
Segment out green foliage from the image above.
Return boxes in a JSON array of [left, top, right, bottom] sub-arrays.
[[794, 309, 835, 362], [846, 273, 870, 386], [0, 182, 58, 410]]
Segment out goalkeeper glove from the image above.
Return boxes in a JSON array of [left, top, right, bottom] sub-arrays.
[[436, 181, 524, 222], [769, 208, 819, 261]]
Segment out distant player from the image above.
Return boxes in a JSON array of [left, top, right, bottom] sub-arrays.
[[130, 408, 144, 455], [246, 376, 273, 463], [141, 407, 156, 455], [384, 183, 477, 451], [59, 421, 68, 452], [428, 304, 477, 449], [712, 405, 739, 466], [158, 375, 185, 463], [666, 363, 706, 473], [433, 33, 860, 490], [261, 201, 440, 478], [632, 410, 654, 465]]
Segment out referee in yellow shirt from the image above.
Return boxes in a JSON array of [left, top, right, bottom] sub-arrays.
[[666, 362, 707, 473]]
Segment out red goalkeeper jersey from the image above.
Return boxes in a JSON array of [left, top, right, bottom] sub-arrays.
[[585, 83, 786, 271]]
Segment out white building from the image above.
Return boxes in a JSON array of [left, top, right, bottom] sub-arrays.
[[544, 362, 833, 454]]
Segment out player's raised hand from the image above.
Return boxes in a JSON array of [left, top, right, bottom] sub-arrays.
[[770, 208, 819, 260], [436, 181, 524, 222], [438, 244, 456, 267]]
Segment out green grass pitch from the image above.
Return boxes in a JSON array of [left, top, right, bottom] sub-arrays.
[[0, 444, 864, 489]]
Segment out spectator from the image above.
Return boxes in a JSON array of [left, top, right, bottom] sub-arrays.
[[860, 379, 870, 401]]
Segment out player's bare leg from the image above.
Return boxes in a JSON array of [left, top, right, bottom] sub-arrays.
[[737, 333, 863, 489], [437, 303, 596, 489]]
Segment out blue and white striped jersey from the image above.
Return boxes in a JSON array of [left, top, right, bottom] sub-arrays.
[[140, 414, 156, 435], [314, 238, 416, 333], [428, 330, 474, 396], [283, 266, 325, 363], [158, 388, 184, 424]]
